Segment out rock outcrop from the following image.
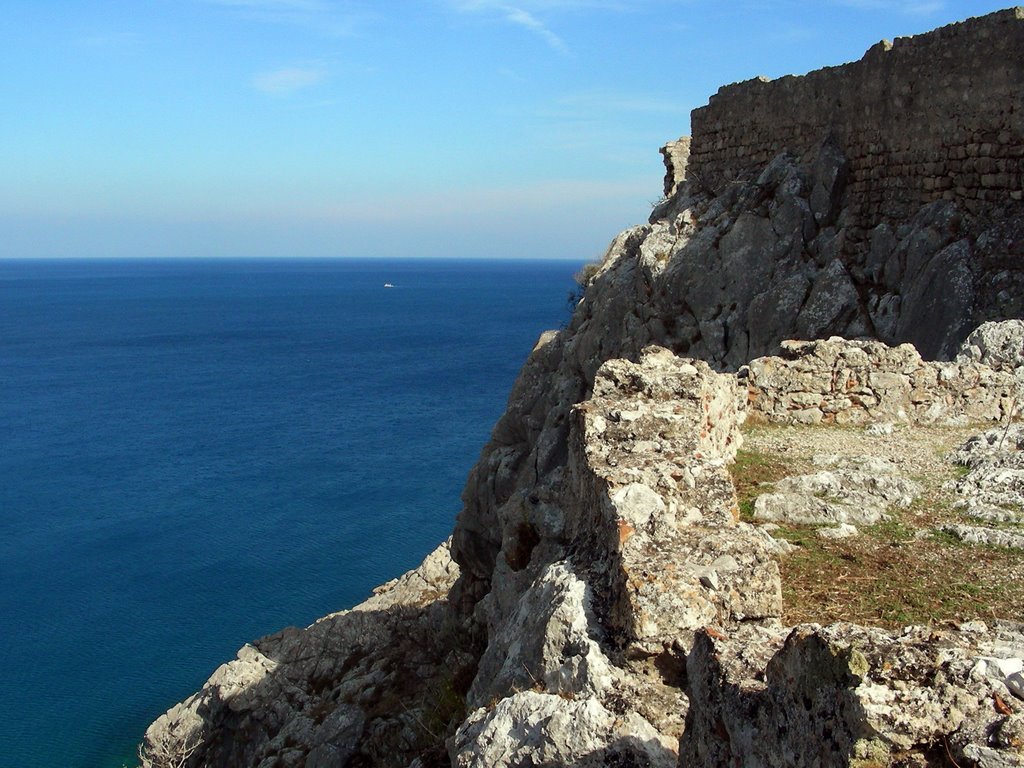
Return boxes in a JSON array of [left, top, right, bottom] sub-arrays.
[[680, 621, 1024, 768], [142, 10, 1024, 768], [944, 423, 1024, 550], [141, 543, 469, 768], [752, 454, 921, 532]]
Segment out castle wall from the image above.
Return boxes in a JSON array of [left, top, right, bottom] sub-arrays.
[[686, 8, 1024, 243]]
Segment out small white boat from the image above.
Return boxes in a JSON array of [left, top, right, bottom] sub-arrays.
[[383, 282, 395, 288]]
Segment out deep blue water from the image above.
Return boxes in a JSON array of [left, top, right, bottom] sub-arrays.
[[0, 257, 580, 768]]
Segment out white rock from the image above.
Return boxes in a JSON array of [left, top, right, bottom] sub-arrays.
[[817, 523, 859, 539], [942, 524, 1024, 551], [469, 562, 614, 707], [960, 621, 990, 634], [452, 692, 675, 768], [610, 482, 666, 530]]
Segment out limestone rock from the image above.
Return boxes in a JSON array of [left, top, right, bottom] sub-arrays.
[[679, 622, 1024, 768], [568, 348, 781, 652], [944, 426, 1024, 549], [141, 541, 464, 768], [957, 320, 1024, 371], [754, 455, 920, 527], [951, 422, 1024, 463], [745, 336, 1019, 426], [467, 561, 614, 708], [660, 136, 691, 199], [817, 523, 859, 539], [450, 692, 675, 768], [942, 524, 1024, 551], [865, 422, 894, 436]]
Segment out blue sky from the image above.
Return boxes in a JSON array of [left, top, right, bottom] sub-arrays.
[[0, 1, 1013, 259]]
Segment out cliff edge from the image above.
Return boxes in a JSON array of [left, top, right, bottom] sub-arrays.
[[142, 10, 1024, 768]]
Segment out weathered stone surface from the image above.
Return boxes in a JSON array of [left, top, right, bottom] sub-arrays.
[[660, 136, 691, 199], [451, 692, 676, 768], [817, 522, 859, 539], [141, 542, 465, 768], [942, 524, 1024, 551], [754, 455, 920, 528], [467, 562, 614, 708], [957, 320, 1024, 372], [568, 348, 781, 653], [744, 335, 1019, 426], [687, 10, 1024, 309], [941, 424, 1024, 551], [951, 424, 1024, 469], [679, 622, 1024, 768]]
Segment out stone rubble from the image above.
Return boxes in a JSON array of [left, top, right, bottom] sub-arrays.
[[938, 422, 1024, 551], [753, 454, 921, 533], [680, 621, 1024, 768], [942, 524, 1024, 551]]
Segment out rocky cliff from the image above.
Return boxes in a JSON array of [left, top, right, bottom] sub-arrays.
[[142, 10, 1024, 768]]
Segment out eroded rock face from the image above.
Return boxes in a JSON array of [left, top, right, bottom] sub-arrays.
[[445, 332, 1024, 767], [957, 320, 1024, 372], [141, 542, 468, 768], [680, 621, 1024, 768], [567, 349, 781, 653], [943, 424, 1024, 550], [467, 561, 614, 708], [449, 348, 786, 764], [451, 691, 675, 768]]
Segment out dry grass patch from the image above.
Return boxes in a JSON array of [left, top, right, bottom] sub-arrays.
[[777, 526, 1022, 627]]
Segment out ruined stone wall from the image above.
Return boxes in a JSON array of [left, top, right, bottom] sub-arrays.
[[687, 8, 1024, 245], [743, 335, 1020, 427]]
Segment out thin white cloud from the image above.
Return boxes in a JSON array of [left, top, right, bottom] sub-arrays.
[[446, 0, 591, 53], [445, 0, 653, 52], [252, 65, 327, 94], [503, 6, 568, 51]]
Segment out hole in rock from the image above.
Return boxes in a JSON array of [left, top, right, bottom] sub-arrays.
[[505, 522, 541, 572]]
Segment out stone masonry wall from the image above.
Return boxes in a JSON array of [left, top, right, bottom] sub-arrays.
[[686, 8, 1024, 249], [743, 335, 1020, 426]]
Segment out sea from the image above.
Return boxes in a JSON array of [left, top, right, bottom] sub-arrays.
[[0, 257, 582, 768]]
